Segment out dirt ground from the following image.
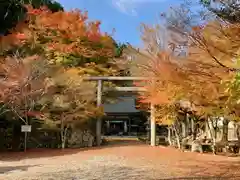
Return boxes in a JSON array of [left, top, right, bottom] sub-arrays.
[[0, 140, 240, 180]]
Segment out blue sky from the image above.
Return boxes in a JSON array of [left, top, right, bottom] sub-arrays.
[[56, 0, 182, 47]]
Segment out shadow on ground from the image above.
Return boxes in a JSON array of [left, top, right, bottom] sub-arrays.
[[0, 139, 144, 162], [172, 159, 240, 179], [0, 165, 39, 174]]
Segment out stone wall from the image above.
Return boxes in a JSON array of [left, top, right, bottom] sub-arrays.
[[68, 129, 96, 148]]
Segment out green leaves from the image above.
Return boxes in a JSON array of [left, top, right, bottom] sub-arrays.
[[200, 0, 211, 7], [22, 0, 63, 12]]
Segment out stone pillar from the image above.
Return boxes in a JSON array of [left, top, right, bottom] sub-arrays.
[[124, 121, 128, 133], [106, 120, 110, 132], [129, 118, 131, 135]]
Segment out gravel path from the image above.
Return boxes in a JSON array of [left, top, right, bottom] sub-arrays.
[[1, 141, 240, 180]]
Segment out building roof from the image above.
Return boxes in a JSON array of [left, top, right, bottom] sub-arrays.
[[103, 96, 140, 113]]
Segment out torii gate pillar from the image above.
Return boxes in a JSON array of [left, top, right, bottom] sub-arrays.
[[150, 103, 156, 146], [96, 80, 102, 146], [85, 76, 156, 147]]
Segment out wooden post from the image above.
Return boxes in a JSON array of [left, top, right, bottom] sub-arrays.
[[24, 132, 27, 152], [96, 80, 102, 146], [150, 102, 156, 146], [21, 125, 31, 152]]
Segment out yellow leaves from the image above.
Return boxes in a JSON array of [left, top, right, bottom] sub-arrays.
[[192, 20, 240, 70], [51, 67, 82, 87], [64, 68, 81, 76], [100, 35, 114, 46], [154, 105, 176, 125], [135, 9, 240, 124], [136, 19, 237, 121], [143, 91, 170, 105], [79, 62, 118, 76], [227, 114, 240, 121], [41, 65, 97, 122], [157, 115, 174, 125], [52, 94, 70, 109]]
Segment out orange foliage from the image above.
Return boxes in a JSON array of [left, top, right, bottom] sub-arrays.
[[0, 55, 48, 119], [134, 47, 229, 119], [0, 5, 119, 122], [0, 22, 29, 51], [24, 6, 115, 59], [135, 20, 234, 119], [1, 5, 115, 60]]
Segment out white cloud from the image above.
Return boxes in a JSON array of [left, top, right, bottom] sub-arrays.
[[112, 0, 167, 16]]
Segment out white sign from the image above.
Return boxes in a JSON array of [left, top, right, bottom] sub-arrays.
[[21, 125, 32, 132]]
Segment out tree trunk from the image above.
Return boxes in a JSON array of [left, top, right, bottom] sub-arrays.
[[181, 121, 186, 138], [236, 123, 240, 154], [61, 128, 68, 149], [60, 127, 65, 149], [186, 113, 190, 136], [167, 126, 172, 146], [61, 139, 65, 149], [191, 117, 197, 140], [221, 118, 229, 152], [213, 119, 218, 153], [173, 124, 181, 149], [193, 124, 197, 141], [207, 118, 216, 155], [60, 115, 68, 149]]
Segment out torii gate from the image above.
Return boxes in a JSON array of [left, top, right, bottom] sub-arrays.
[[84, 76, 156, 147]]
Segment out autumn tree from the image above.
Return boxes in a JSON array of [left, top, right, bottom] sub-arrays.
[[188, 2, 240, 151], [159, 1, 240, 151], [38, 69, 101, 148], [0, 0, 63, 35], [0, 5, 128, 148], [0, 55, 50, 124], [132, 1, 236, 152], [25, 6, 128, 144], [137, 33, 230, 152]]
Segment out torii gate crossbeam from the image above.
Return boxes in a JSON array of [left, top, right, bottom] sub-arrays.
[[84, 76, 156, 147]]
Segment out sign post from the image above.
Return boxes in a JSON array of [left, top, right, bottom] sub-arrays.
[[21, 125, 32, 152]]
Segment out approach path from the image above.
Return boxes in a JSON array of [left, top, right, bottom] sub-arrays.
[[0, 140, 240, 180]]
